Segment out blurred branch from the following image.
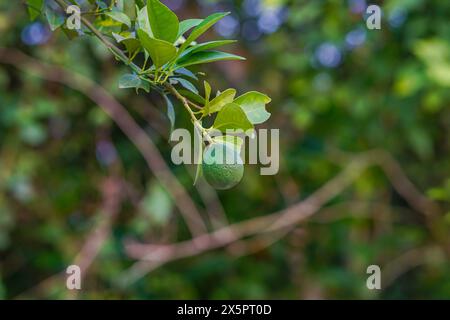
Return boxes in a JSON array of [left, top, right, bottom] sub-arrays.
[[328, 148, 449, 254], [74, 176, 123, 277], [15, 175, 123, 299], [382, 247, 432, 290], [67, 175, 124, 298], [120, 153, 373, 283], [0, 47, 207, 236], [10, 1, 447, 290], [328, 148, 440, 216], [309, 201, 405, 224], [119, 227, 293, 286], [122, 149, 446, 283], [226, 226, 294, 257], [191, 174, 229, 229]]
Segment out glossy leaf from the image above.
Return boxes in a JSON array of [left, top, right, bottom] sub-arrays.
[[178, 89, 205, 105], [180, 40, 237, 58], [213, 103, 253, 132], [119, 73, 150, 92], [234, 91, 272, 124], [176, 51, 245, 68], [137, 29, 176, 68], [178, 12, 230, 55], [112, 33, 141, 58], [121, 38, 141, 58], [177, 19, 202, 39], [111, 32, 126, 42], [105, 11, 131, 28], [204, 81, 212, 104], [26, 0, 44, 21], [205, 89, 236, 115], [202, 81, 212, 114], [173, 78, 199, 94], [175, 68, 198, 80], [44, 4, 64, 31], [147, 0, 179, 43], [136, 5, 153, 36], [163, 94, 176, 134]]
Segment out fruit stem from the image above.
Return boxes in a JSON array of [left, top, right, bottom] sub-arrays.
[[165, 83, 213, 144]]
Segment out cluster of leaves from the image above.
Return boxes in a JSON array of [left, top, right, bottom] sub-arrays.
[[27, 0, 272, 187], [27, 0, 246, 88], [115, 1, 246, 90]]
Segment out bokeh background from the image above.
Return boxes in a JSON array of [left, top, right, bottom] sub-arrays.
[[0, 0, 449, 299]]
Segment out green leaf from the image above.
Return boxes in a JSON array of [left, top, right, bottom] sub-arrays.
[[177, 89, 205, 105], [177, 19, 203, 39], [212, 135, 244, 153], [234, 91, 272, 124], [202, 81, 212, 115], [175, 68, 198, 80], [178, 12, 230, 55], [111, 32, 127, 42], [105, 11, 131, 28], [147, 0, 179, 43], [204, 81, 212, 104], [44, 4, 65, 31], [112, 33, 141, 59], [119, 73, 150, 93], [172, 78, 199, 94], [137, 29, 176, 68], [213, 103, 253, 132], [163, 95, 176, 134], [177, 51, 246, 68], [121, 38, 141, 58], [137, 5, 153, 37], [26, 0, 44, 21], [205, 88, 236, 115], [181, 40, 237, 58]]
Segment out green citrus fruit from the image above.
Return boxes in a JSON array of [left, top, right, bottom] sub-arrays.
[[202, 142, 244, 190]]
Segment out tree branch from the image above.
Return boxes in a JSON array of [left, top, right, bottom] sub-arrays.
[[121, 150, 446, 283], [0, 47, 207, 236]]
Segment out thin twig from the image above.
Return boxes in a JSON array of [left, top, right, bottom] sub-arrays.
[[382, 247, 431, 289], [54, 0, 141, 74]]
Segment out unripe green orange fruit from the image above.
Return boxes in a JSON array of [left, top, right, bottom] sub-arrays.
[[202, 142, 244, 190]]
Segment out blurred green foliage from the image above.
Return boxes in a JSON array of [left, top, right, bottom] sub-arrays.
[[0, 0, 449, 299]]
